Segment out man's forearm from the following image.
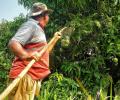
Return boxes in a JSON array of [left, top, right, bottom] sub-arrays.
[[8, 40, 29, 59]]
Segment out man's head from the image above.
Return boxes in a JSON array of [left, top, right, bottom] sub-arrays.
[[30, 2, 53, 27]]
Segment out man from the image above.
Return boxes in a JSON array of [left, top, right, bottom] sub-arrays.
[[8, 2, 54, 100]]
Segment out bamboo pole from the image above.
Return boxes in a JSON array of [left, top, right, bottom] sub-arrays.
[[0, 27, 67, 100]]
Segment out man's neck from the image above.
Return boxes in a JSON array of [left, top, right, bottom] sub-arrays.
[[39, 23, 44, 29], [39, 21, 45, 29]]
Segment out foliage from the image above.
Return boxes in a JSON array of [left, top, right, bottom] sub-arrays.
[[17, 0, 120, 98], [38, 72, 86, 100], [0, 0, 120, 99], [0, 14, 25, 92]]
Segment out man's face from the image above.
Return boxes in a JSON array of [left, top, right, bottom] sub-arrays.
[[43, 14, 49, 26], [38, 14, 49, 28], [42, 14, 49, 27]]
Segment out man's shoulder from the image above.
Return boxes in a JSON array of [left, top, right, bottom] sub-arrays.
[[24, 18, 38, 27], [28, 18, 38, 24], [21, 18, 44, 34], [18, 18, 39, 31]]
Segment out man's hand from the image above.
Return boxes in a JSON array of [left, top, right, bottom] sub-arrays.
[[27, 51, 40, 61], [54, 32, 61, 39]]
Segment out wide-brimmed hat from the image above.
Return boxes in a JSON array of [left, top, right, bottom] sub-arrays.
[[30, 2, 53, 17]]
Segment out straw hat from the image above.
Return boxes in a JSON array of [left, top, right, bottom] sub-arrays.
[[30, 2, 53, 17]]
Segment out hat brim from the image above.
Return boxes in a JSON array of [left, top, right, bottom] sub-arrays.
[[44, 9, 53, 14], [31, 9, 53, 17]]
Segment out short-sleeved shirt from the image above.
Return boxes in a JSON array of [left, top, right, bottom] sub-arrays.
[[9, 18, 50, 80]]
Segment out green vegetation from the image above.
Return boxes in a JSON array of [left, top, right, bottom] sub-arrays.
[[0, 0, 120, 99], [0, 15, 25, 92]]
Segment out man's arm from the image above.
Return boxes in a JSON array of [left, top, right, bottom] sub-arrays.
[[8, 40, 37, 60]]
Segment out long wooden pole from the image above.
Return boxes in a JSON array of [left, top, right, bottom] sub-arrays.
[[0, 27, 67, 100]]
